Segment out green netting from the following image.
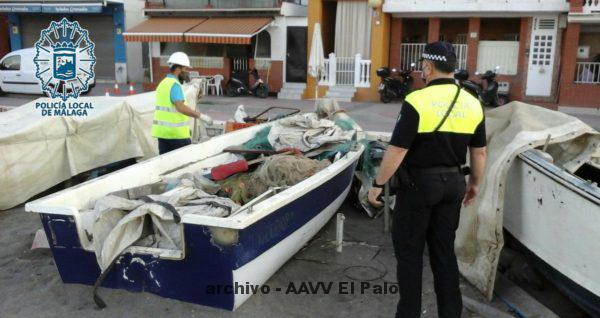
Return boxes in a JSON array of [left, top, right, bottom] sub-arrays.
[[242, 126, 274, 151], [334, 118, 356, 131], [238, 126, 275, 160], [218, 173, 252, 205], [314, 140, 356, 160], [359, 139, 378, 179]]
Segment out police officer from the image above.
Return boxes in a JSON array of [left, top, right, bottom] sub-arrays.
[[152, 52, 201, 155], [368, 42, 487, 318]]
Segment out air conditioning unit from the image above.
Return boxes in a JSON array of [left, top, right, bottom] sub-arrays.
[[577, 46, 590, 59], [498, 81, 510, 95]]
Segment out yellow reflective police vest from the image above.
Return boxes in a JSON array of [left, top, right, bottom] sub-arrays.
[[404, 84, 483, 134], [151, 76, 190, 139]]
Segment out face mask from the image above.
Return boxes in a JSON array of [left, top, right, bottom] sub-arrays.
[[178, 71, 190, 84], [421, 65, 428, 83]]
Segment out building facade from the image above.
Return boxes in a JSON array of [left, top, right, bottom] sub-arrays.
[[305, 0, 600, 109], [123, 0, 308, 96], [0, 0, 146, 83]]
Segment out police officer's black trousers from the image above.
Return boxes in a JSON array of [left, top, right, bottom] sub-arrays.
[[392, 171, 466, 318]]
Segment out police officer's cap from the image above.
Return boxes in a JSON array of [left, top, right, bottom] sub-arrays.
[[419, 41, 457, 66]]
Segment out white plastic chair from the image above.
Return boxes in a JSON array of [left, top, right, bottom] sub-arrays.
[[207, 74, 224, 96]]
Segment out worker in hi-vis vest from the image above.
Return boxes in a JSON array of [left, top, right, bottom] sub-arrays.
[[152, 52, 201, 155]]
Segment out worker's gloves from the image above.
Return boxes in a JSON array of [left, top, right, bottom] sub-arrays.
[[199, 114, 214, 126]]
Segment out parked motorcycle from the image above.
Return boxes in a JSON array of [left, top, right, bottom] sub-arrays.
[[377, 63, 415, 103], [454, 66, 508, 107], [226, 68, 269, 98]]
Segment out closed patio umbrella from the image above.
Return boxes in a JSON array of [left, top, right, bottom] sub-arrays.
[[308, 23, 325, 101]]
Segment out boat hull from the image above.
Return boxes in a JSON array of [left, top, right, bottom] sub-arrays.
[[504, 151, 600, 317], [39, 159, 356, 310]]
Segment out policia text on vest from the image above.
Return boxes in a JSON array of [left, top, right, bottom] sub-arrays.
[[368, 49, 488, 318], [375, 78, 486, 318]]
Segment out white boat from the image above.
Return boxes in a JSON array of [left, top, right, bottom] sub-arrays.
[[504, 149, 600, 317], [24, 119, 364, 310]]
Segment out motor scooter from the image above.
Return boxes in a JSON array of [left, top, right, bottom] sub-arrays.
[[226, 68, 269, 98], [454, 66, 508, 107], [377, 63, 415, 103]]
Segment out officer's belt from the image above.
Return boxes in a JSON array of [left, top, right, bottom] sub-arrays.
[[409, 165, 464, 175]]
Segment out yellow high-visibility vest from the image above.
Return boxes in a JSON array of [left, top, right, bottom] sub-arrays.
[[405, 84, 483, 134], [151, 77, 190, 139]]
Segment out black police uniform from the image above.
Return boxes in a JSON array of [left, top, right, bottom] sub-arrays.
[[389, 73, 486, 318]]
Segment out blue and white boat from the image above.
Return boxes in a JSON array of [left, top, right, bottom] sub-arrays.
[[25, 120, 364, 310], [504, 150, 600, 317]]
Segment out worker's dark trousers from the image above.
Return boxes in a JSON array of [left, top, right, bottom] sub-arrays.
[[392, 171, 466, 318], [158, 138, 191, 155]]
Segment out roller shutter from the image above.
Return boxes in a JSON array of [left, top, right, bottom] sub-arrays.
[[21, 14, 115, 80]]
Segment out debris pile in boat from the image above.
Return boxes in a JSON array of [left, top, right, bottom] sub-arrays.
[[86, 105, 358, 274], [219, 154, 331, 205]]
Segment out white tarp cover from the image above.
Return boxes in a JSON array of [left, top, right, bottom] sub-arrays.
[[456, 102, 600, 299], [268, 113, 355, 152], [92, 175, 239, 271], [0, 80, 205, 210]]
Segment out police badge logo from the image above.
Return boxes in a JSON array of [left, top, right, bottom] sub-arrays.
[[34, 18, 96, 101]]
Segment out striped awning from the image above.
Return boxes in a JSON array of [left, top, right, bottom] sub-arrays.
[[184, 17, 272, 45], [123, 18, 207, 42]]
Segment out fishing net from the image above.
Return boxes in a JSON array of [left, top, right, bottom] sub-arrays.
[[249, 154, 331, 195], [218, 173, 253, 205], [334, 118, 358, 131], [218, 155, 331, 205], [359, 139, 381, 179], [313, 140, 357, 160]]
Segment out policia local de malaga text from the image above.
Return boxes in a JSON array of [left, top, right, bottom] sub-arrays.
[[35, 101, 94, 116]]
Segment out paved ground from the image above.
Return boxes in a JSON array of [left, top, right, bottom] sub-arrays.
[[0, 91, 594, 317], [1, 201, 508, 318]]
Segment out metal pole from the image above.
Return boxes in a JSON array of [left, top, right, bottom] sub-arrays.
[[336, 213, 345, 253], [383, 182, 390, 233]]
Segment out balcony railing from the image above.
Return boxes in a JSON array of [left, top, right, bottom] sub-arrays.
[[254, 58, 272, 70], [575, 62, 600, 84], [454, 44, 468, 70], [318, 53, 371, 88], [400, 43, 468, 71], [583, 0, 600, 14], [401, 43, 425, 71], [383, 0, 569, 14]]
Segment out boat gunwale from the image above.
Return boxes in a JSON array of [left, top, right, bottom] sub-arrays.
[[505, 150, 600, 304], [518, 150, 600, 205], [25, 121, 365, 230]]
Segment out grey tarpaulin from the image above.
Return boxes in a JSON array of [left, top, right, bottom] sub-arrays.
[[456, 102, 600, 299], [267, 113, 355, 152], [91, 175, 239, 271]]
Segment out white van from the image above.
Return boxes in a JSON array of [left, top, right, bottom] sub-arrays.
[[0, 48, 95, 95]]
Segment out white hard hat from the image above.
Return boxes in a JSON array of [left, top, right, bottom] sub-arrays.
[[167, 52, 191, 68]]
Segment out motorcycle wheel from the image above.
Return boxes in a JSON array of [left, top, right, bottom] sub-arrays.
[[256, 85, 269, 98], [226, 85, 237, 97], [380, 89, 393, 103]]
